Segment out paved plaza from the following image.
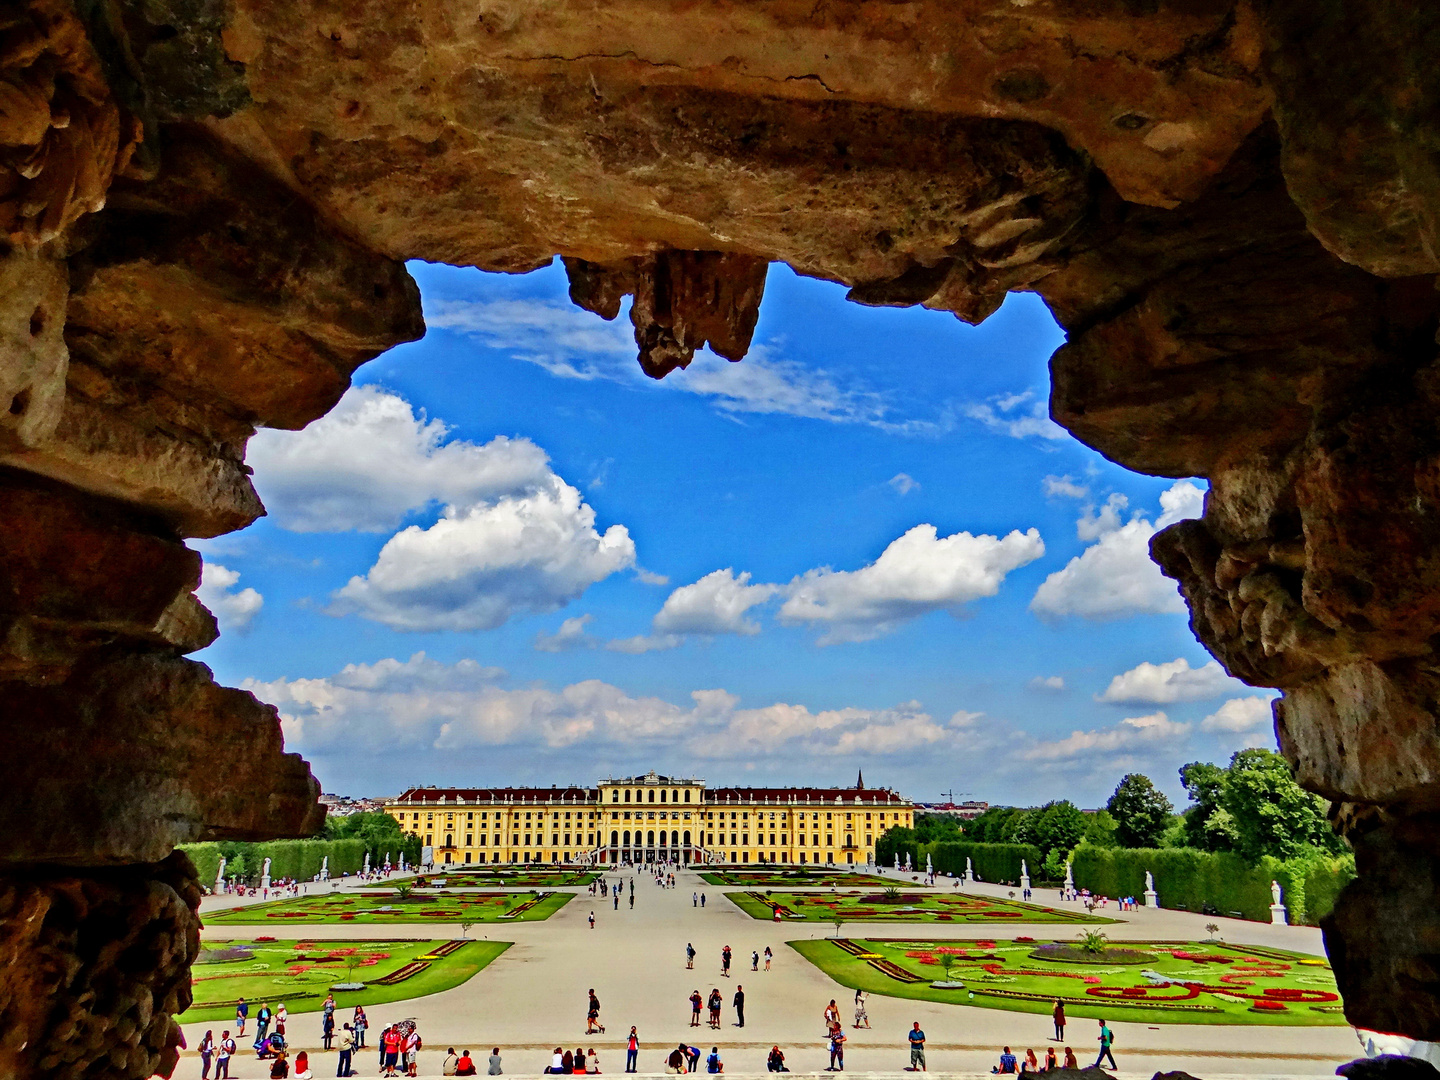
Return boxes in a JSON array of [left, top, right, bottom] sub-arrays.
[[181, 867, 1362, 1080]]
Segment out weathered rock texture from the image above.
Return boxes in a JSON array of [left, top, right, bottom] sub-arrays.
[[6, 0, 1440, 1071]]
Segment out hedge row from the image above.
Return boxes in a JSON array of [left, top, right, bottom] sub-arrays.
[[922, 841, 1044, 886], [182, 839, 368, 888], [1069, 843, 1355, 925]]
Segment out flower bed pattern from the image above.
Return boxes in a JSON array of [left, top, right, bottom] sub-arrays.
[[728, 891, 1108, 924], [791, 937, 1343, 1027], [205, 890, 570, 925]]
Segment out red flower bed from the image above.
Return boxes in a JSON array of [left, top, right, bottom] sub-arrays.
[[255, 936, 276, 942], [1086, 984, 1201, 1002], [1250, 1000, 1287, 1011]]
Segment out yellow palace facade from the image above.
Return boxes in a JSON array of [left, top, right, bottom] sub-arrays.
[[383, 770, 913, 867]]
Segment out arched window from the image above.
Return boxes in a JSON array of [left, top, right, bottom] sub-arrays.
[[671, 830, 679, 845], [647, 830, 655, 845], [445, 834, 452, 847], [611, 790, 619, 802], [648, 790, 655, 803], [684, 790, 691, 803], [623, 830, 631, 845], [624, 790, 631, 803], [683, 830, 691, 845], [660, 789, 667, 803], [610, 831, 618, 846]]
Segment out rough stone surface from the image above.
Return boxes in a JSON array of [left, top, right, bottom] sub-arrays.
[[0, 852, 200, 1080], [5, 0, 1440, 1069], [1, 648, 323, 866]]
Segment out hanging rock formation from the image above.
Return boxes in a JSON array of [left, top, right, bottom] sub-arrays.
[[4, 0, 1440, 1072]]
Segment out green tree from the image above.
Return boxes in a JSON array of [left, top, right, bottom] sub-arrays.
[[1031, 801, 1085, 856], [1179, 761, 1233, 851], [1222, 748, 1339, 860], [325, 811, 421, 868], [1081, 810, 1119, 848], [1106, 774, 1174, 848], [913, 813, 964, 845], [875, 825, 916, 867]]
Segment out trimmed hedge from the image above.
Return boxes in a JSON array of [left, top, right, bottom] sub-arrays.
[[923, 841, 1043, 886], [1069, 843, 1355, 925], [181, 839, 367, 889]]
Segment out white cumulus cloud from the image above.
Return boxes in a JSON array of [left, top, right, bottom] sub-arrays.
[[534, 614, 599, 653], [652, 569, 779, 637], [330, 474, 636, 632], [248, 385, 552, 533], [1043, 474, 1090, 500], [780, 525, 1045, 643], [1200, 696, 1275, 733], [963, 390, 1068, 441], [1029, 675, 1066, 693], [196, 563, 263, 631], [1097, 657, 1242, 705], [889, 473, 920, 495], [1024, 711, 1191, 762], [1030, 480, 1204, 621]]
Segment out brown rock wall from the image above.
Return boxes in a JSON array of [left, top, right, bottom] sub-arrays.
[[0, 853, 200, 1080]]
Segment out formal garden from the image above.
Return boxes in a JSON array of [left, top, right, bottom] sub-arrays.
[[420, 869, 600, 888], [700, 870, 909, 888], [204, 889, 572, 925], [790, 934, 1345, 1026], [727, 889, 1110, 924], [186, 938, 509, 1022]]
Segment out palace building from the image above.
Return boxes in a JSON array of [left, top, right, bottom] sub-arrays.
[[383, 770, 914, 867]]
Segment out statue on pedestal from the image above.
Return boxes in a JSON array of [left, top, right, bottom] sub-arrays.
[[215, 857, 226, 895]]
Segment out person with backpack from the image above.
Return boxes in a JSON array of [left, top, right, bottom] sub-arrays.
[[686, 943, 696, 969], [216, 1032, 236, 1079], [199, 1031, 215, 1080], [689, 991, 702, 1027], [1094, 1021, 1115, 1070], [705, 1048, 723, 1074]]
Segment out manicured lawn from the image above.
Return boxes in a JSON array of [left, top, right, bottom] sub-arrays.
[[790, 937, 1345, 1026], [204, 891, 572, 925], [422, 870, 599, 888], [700, 870, 905, 888], [727, 891, 1111, 924], [185, 939, 509, 1023]]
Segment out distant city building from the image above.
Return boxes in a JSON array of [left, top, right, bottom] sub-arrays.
[[916, 800, 990, 820], [320, 793, 387, 816], [383, 769, 914, 867]]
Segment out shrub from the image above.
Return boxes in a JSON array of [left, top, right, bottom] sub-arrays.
[[923, 842, 1042, 884]]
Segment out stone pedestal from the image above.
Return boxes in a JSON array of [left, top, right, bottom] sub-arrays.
[[1271, 904, 1289, 926], [1144, 889, 1159, 909]]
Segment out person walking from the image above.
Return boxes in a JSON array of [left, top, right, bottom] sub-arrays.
[[690, 991, 703, 1027], [764, 948, 772, 971], [907, 1023, 926, 1072], [200, 1031, 215, 1080], [693, 892, 698, 907], [217, 1032, 235, 1079], [751, 951, 759, 972], [1052, 1000, 1065, 1043], [827, 1030, 846, 1072], [353, 1006, 367, 1049], [236, 1000, 249, 1037], [721, 946, 731, 977], [614, 893, 619, 911], [824, 1001, 839, 1030], [588, 989, 603, 1034], [853, 991, 869, 1029], [589, 911, 596, 930], [625, 1028, 640, 1073], [733, 986, 745, 1028], [1094, 1021, 1116, 1070], [686, 943, 696, 969], [700, 893, 706, 908], [629, 893, 634, 910]]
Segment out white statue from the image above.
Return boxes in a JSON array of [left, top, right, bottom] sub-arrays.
[[364, 852, 371, 875], [904, 852, 912, 872], [1064, 860, 1074, 891], [965, 857, 973, 883], [894, 853, 900, 871], [320, 856, 329, 881], [1145, 870, 1154, 893], [399, 853, 406, 872], [1020, 859, 1030, 894], [260, 857, 272, 893], [1271, 879, 1282, 906], [215, 857, 227, 895]]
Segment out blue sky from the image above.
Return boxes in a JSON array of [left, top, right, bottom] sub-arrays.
[[196, 261, 1275, 805]]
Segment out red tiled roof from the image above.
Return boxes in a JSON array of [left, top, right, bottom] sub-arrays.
[[393, 787, 596, 803], [707, 787, 907, 803]]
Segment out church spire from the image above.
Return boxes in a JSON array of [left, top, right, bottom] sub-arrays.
[[856, 768, 864, 790]]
